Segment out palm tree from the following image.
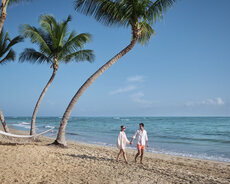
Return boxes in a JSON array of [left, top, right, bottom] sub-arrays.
[[19, 14, 94, 135], [54, 0, 176, 146], [0, 29, 23, 132], [0, 0, 32, 33], [0, 108, 9, 132], [0, 28, 23, 64]]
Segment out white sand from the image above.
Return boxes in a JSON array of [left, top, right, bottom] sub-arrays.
[[0, 128, 230, 184]]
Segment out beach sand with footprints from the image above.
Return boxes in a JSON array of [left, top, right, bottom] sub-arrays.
[[0, 129, 230, 184]]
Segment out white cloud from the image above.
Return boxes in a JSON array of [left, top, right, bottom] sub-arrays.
[[216, 97, 224, 105], [130, 92, 152, 106], [126, 75, 144, 83], [109, 85, 136, 95], [186, 97, 225, 106]]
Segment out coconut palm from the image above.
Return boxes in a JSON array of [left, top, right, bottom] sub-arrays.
[[54, 0, 176, 146], [0, 28, 23, 64], [20, 14, 94, 135], [0, 29, 23, 132], [0, 108, 9, 132], [0, 0, 32, 33]]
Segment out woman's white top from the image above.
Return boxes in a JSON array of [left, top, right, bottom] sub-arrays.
[[117, 131, 129, 149]]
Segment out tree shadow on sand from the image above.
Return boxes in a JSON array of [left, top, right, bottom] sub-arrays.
[[66, 154, 115, 162]]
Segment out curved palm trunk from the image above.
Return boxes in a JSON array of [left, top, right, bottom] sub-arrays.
[[30, 62, 59, 135], [0, 108, 9, 132], [54, 30, 140, 146], [0, 0, 7, 33]]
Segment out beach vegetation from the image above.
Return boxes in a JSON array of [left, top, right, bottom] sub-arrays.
[[0, 28, 23, 64], [19, 14, 95, 135], [54, 0, 176, 146], [0, 0, 33, 33]]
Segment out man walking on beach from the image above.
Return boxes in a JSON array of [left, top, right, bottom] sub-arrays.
[[130, 123, 149, 164]]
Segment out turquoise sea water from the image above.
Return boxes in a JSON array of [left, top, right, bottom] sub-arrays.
[[4, 116, 230, 162]]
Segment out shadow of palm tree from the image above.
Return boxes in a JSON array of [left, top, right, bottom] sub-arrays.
[[66, 154, 115, 162]]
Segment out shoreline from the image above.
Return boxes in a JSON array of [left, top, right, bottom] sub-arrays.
[[5, 116, 230, 164], [2, 126, 230, 164], [1, 127, 230, 183]]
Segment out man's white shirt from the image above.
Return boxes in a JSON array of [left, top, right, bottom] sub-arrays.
[[133, 129, 148, 145]]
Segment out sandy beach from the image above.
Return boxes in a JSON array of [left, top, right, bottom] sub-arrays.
[[0, 129, 230, 184]]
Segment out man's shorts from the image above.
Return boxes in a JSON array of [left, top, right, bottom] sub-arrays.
[[137, 144, 145, 150]]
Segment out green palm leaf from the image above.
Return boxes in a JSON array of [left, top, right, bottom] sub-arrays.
[[75, 0, 132, 27], [75, 0, 176, 44], [19, 48, 51, 64], [63, 49, 95, 63], [0, 29, 23, 64], [20, 25, 52, 55], [4, 35, 24, 53], [20, 14, 95, 64], [138, 19, 156, 45], [8, 0, 32, 6], [0, 49, 15, 64], [59, 32, 91, 58], [147, 0, 176, 23]]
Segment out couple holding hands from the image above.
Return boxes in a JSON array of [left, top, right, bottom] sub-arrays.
[[116, 123, 149, 164]]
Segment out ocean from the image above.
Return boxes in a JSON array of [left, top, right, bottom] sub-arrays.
[[4, 116, 230, 163]]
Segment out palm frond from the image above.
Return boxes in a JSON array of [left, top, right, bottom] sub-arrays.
[[8, 0, 32, 6], [63, 49, 95, 63], [75, 0, 176, 45], [4, 36, 24, 53], [0, 29, 23, 63], [20, 24, 52, 55], [147, 0, 176, 23], [58, 32, 92, 60], [19, 48, 51, 64], [39, 14, 58, 43], [54, 15, 72, 49], [58, 15, 72, 42], [0, 49, 15, 64], [39, 15, 71, 51], [75, 0, 132, 27], [20, 14, 94, 66], [138, 20, 156, 45]]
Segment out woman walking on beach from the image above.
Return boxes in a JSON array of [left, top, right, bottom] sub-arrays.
[[116, 125, 130, 164]]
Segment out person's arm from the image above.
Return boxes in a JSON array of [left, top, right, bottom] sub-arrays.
[[117, 132, 120, 147], [120, 133, 124, 149], [125, 134, 130, 144], [146, 131, 149, 147], [130, 138, 134, 144], [130, 131, 137, 144]]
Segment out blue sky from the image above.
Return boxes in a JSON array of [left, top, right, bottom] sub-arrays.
[[0, 0, 230, 116]]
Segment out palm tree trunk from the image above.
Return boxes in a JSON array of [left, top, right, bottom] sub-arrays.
[[0, 0, 7, 33], [54, 30, 140, 146], [0, 108, 9, 132], [30, 62, 59, 135]]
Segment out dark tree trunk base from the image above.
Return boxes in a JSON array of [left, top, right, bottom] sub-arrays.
[[50, 140, 67, 148]]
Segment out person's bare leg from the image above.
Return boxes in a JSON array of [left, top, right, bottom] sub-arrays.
[[140, 149, 144, 164], [116, 149, 123, 162], [135, 149, 141, 162], [122, 150, 128, 164]]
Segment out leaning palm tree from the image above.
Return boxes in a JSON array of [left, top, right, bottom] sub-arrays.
[[54, 0, 176, 146], [20, 14, 94, 135], [0, 108, 9, 132], [0, 28, 23, 64], [0, 0, 32, 33], [0, 29, 23, 132]]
